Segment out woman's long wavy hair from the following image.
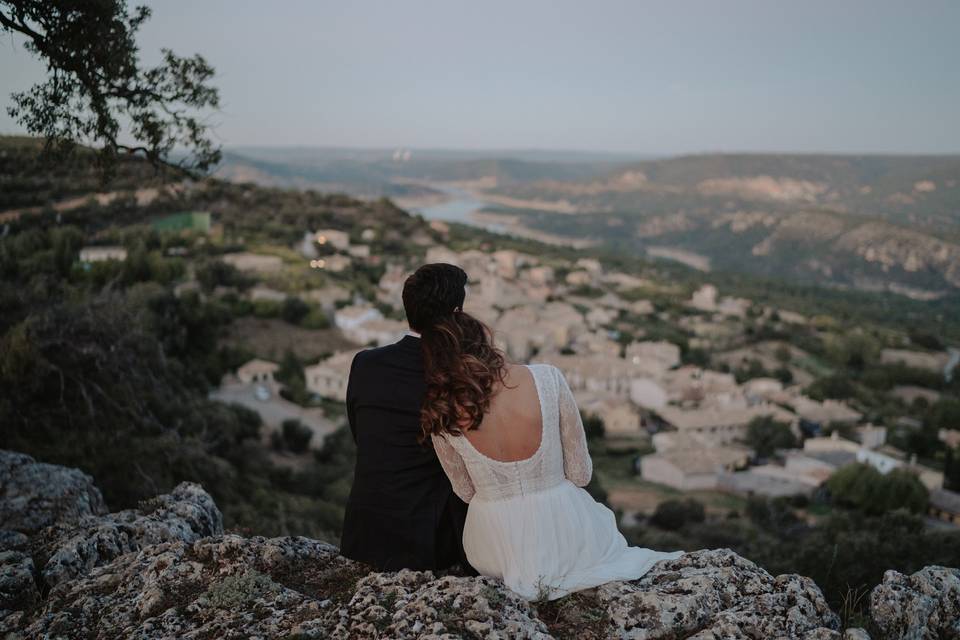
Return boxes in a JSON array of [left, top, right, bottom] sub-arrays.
[[402, 263, 508, 442]]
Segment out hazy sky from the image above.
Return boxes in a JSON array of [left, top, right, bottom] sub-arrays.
[[2, 0, 958, 154]]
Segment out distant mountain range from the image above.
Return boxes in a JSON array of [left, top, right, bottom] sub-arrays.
[[215, 147, 639, 197], [218, 147, 960, 299], [484, 154, 960, 298]]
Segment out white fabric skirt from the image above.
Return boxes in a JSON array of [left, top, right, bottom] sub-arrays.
[[463, 479, 683, 600]]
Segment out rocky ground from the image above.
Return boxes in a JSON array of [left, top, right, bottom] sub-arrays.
[[1, 449, 957, 639]]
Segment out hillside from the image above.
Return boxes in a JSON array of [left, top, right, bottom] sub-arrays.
[[480, 154, 960, 297], [3, 138, 960, 630], [209, 147, 960, 297], [0, 136, 166, 211], [216, 147, 627, 196]]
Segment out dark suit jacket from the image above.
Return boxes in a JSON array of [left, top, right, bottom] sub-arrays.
[[340, 335, 469, 571]]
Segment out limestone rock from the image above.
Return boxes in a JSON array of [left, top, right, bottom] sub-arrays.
[[0, 450, 107, 534], [0, 549, 39, 616], [21, 534, 352, 640], [7, 538, 850, 640], [595, 549, 840, 639], [329, 569, 551, 639], [31, 481, 223, 588], [869, 565, 960, 640], [2, 451, 957, 640]]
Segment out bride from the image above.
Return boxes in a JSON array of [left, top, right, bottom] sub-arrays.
[[411, 264, 682, 601]]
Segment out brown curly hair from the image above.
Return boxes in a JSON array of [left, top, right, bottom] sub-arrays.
[[402, 263, 508, 441]]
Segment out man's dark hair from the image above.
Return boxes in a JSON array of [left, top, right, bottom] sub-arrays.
[[402, 263, 468, 332]]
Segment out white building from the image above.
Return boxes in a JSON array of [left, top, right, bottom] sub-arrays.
[[787, 396, 862, 427], [625, 341, 681, 371], [247, 286, 287, 302], [378, 265, 410, 310], [492, 249, 520, 279], [576, 393, 642, 437], [524, 265, 555, 286], [79, 246, 128, 263], [656, 404, 797, 447], [690, 284, 718, 311], [718, 467, 815, 498], [640, 446, 750, 490], [347, 244, 371, 258], [539, 353, 644, 399], [304, 350, 361, 401], [629, 378, 668, 410], [565, 270, 593, 286], [881, 348, 950, 374], [236, 359, 279, 385], [856, 424, 887, 449], [344, 318, 407, 347], [335, 305, 383, 331], [314, 229, 351, 251], [222, 252, 283, 273]]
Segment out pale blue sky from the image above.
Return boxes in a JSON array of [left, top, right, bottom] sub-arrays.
[[2, 0, 958, 154]]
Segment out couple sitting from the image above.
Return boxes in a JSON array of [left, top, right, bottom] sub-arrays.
[[340, 263, 681, 600]]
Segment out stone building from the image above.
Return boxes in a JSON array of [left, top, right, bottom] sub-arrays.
[[304, 351, 361, 401], [236, 359, 279, 385]]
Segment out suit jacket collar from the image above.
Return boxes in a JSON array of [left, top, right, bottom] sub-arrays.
[[398, 334, 421, 351]]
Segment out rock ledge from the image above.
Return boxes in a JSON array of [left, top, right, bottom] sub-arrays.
[[1, 450, 956, 639]]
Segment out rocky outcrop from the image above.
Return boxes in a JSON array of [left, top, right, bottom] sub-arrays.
[[870, 565, 960, 640], [594, 550, 840, 639], [30, 481, 223, 589], [0, 531, 39, 616], [1, 450, 957, 639], [0, 450, 107, 534], [7, 536, 842, 640]]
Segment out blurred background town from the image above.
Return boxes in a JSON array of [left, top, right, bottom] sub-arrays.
[[1, 0, 959, 624]]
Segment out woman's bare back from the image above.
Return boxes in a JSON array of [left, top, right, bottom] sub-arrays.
[[463, 363, 543, 462]]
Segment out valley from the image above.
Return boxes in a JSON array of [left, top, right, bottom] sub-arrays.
[[217, 148, 960, 299]]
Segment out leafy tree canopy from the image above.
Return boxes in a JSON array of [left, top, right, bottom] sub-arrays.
[[1, 1, 220, 177], [826, 463, 928, 516]]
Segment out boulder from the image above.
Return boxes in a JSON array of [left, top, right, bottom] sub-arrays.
[[869, 565, 960, 640], [587, 549, 840, 639], [0, 450, 107, 534], [31, 481, 223, 588]]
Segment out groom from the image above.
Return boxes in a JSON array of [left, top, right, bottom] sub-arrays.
[[340, 263, 471, 572]]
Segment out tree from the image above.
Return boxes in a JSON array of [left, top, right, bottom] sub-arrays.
[[806, 375, 857, 401], [826, 463, 928, 516], [650, 499, 705, 531], [281, 297, 310, 325], [281, 419, 313, 454], [581, 412, 605, 440], [745, 416, 798, 458], [1, 1, 220, 177]]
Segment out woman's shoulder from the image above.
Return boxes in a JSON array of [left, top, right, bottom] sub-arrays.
[[522, 362, 560, 378], [516, 362, 565, 391]]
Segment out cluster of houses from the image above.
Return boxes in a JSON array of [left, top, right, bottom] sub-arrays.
[[212, 231, 959, 525]]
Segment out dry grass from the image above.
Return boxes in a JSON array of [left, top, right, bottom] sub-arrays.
[[534, 589, 611, 640]]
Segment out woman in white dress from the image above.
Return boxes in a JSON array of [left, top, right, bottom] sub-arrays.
[[408, 263, 682, 601]]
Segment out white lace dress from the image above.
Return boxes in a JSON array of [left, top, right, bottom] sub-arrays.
[[433, 363, 682, 601]]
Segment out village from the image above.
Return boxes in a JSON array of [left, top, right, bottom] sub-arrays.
[[74, 215, 958, 531]]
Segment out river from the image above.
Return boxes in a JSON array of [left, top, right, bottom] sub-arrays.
[[410, 184, 504, 231]]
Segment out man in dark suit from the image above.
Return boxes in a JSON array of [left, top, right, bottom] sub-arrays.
[[340, 263, 470, 571]]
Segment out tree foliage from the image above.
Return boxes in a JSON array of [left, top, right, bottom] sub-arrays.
[[745, 416, 798, 458], [650, 499, 706, 531], [826, 463, 928, 516], [1, 0, 220, 177]]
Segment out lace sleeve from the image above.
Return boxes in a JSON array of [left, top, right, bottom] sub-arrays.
[[555, 366, 593, 487], [432, 435, 476, 503]]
